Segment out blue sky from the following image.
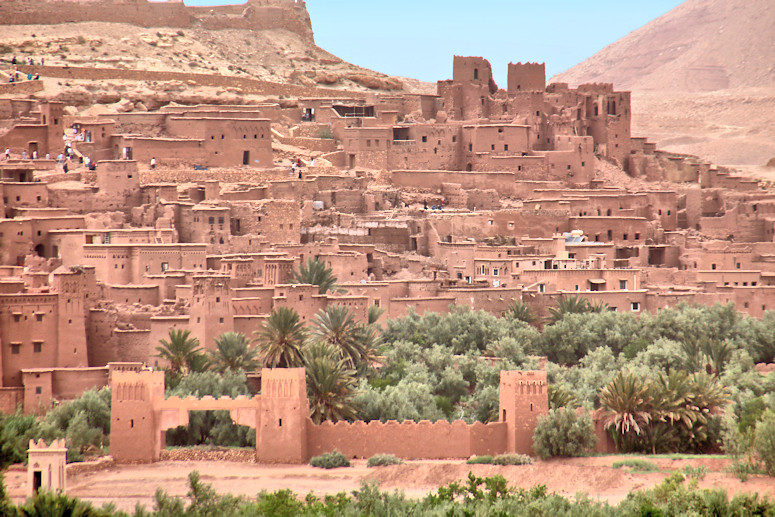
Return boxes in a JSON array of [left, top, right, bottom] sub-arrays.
[[185, 0, 685, 85]]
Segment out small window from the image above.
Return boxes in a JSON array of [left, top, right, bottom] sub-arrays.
[[631, 302, 640, 312], [11, 344, 20, 355], [219, 317, 224, 324], [35, 387, 42, 395], [208, 217, 215, 225], [35, 314, 43, 322], [218, 216, 224, 225], [619, 280, 627, 290], [33, 341, 42, 353], [421, 136, 427, 143], [504, 144, 509, 151], [711, 264, 717, 270]]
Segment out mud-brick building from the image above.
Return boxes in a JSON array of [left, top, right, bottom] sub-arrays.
[[0, 268, 90, 388]]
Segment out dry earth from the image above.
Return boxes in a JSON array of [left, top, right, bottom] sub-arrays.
[[5, 455, 775, 512]]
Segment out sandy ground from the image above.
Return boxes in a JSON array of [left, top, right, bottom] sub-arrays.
[[5, 455, 775, 512]]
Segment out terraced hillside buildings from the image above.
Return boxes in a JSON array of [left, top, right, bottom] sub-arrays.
[[1, 55, 774, 413]]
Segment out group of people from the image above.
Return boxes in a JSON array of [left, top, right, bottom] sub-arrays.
[[10, 56, 43, 66], [6, 56, 43, 82]]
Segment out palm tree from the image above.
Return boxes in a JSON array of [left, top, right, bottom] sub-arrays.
[[292, 258, 342, 294], [503, 300, 538, 325], [209, 332, 259, 373], [304, 342, 358, 424], [367, 304, 386, 326], [546, 295, 591, 324], [548, 385, 578, 410], [156, 328, 207, 376], [309, 305, 366, 368], [599, 371, 653, 451], [253, 307, 306, 368]]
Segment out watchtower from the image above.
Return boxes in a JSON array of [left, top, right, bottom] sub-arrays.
[[109, 370, 164, 462], [498, 370, 548, 454], [507, 62, 546, 93], [189, 274, 233, 350], [256, 368, 309, 463]]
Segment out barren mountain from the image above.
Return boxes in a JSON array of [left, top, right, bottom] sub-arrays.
[[551, 0, 775, 92], [551, 0, 775, 168]]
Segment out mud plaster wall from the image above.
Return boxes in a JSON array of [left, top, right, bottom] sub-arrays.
[[307, 420, 507, 459]]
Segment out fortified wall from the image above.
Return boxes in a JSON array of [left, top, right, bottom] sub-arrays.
[[110, 368, 549, 463], [0, 0, 313, 41]]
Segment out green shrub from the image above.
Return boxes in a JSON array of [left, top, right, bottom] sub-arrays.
[[682, 465, 709, 480], [532, 408, 597, 459], [492, 453, 533, 466], [726, 460, 763, 482], [466, 455, 493, 464], [366, 454, 403, 467], [612, 459, 659, 473], [310, 450, 350, 469], [0, 411, 42, 468], [754, 410, 775, 475]]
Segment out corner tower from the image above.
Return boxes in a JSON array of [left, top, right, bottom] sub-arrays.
[[257, 368, 309, 463], [498, 370, 548, 454]]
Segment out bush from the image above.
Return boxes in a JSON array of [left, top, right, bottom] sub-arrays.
[[726, 460, 762, 482], [466, 455, 493, 464], [682, 465, 709, 480], [366, 454, 403, 467], [754, 410, 775, 475], [612, 459, 659, 473], [310, 450, 350, 469], [532, 408, 597, 459], [492, 453, 533, 466], [0, 411, 41, 468]]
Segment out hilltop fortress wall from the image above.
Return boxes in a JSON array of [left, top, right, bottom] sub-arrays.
[[0, 0, 313, 41]]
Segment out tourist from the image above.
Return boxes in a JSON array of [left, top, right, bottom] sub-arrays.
[[32, 150, 38, 160], [27, 73, 32, 81], [63, 162, 68, 173], [84, 156, 91, 169], [291, 163, 296, 177], [45, 153, 50, 160], [34, 73, 40, 80], [40, 58, 44, 66], [150, 157, 157, 169], [4, 148, 10, 160], [11, 56, 16, 65], [298, 168, 302, 179], [57, 153, 63, 164], [21, 151, 27, 160]]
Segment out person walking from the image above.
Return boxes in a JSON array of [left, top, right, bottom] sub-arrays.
[[4, 148, 10, 160], [150, 157, 157, 170]]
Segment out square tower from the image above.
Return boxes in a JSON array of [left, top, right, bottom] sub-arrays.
[[498, 370, 548, 454], [109, 370, 165, 463], [256, 368, 309, 463]]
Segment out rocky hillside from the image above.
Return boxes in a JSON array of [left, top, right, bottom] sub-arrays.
[[551, 0, 775, 91], [551, 0, 775, 167]]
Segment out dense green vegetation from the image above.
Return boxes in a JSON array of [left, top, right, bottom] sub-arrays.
[[5, 470, 775, 516], [4, 292, 775, 475]]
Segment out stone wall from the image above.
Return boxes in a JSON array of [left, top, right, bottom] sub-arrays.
[[0, 0, 313, 41]]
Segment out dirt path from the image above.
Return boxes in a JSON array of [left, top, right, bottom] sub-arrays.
[[5, 456, 775, 512]]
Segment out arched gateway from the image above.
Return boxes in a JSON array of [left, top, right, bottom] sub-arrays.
[[109, 368, 548, 463]]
